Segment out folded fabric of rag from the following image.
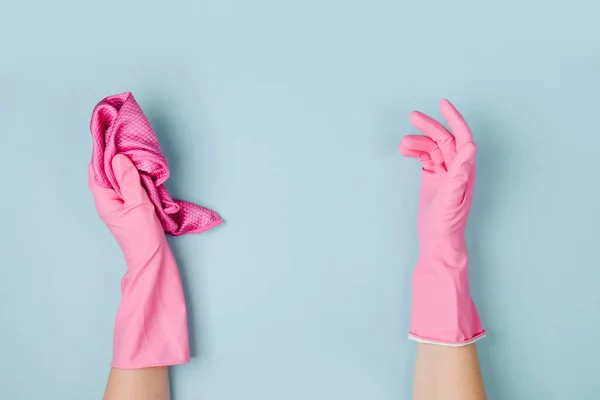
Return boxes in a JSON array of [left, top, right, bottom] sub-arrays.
[[90, 92, 222, 236]]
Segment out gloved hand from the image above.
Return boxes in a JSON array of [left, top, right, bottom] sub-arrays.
[[399, 99, 485, 346], [88, 154, 190, 368]]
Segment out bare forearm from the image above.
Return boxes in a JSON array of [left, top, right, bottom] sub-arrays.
[[104, 367, 170, 400], [413, 344, 486, 400]]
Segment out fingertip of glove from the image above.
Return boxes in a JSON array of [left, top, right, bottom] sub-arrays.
[[439, 98, 452, 109], [397, 143, 409, 156], [408, 110, 424, 124], [111, 154, 130, 170], [399, 135, 412, 148]]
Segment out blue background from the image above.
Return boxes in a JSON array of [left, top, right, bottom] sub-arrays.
[[1, 1, 599, 399]]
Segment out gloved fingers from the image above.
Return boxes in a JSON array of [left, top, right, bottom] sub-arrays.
[[441, 143, 476, 208], [409, 110, 456, 168], [112, 154, 150, 207], [398, 146, 436, 172], [439, 99, 473, 149], [399, 135, 445, 166]]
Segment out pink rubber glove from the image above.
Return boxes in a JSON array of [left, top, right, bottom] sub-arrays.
[[399, 99, 485, 346], [88, 154, 190, 368]]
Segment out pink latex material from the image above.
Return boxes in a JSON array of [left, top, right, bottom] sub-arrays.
[[399, 99, 485, 346], [90, 92, 222, 236], [89, 155, 190, 369]]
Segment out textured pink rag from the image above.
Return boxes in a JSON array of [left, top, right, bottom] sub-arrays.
[[90, 92, 222, 236]]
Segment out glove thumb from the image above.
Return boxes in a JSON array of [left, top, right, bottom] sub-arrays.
[[112, 154, 149, 206]]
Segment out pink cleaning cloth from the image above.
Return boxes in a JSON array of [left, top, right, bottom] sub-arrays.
[[90, 92, 222, 236]]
